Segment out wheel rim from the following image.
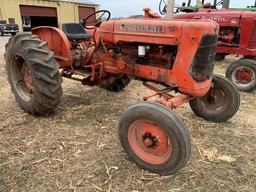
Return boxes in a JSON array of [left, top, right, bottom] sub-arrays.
[[231, 66, 256, 88], [128, 120, 172, 165], [200, 84, 226, 112], [11, 55, 33, 102]]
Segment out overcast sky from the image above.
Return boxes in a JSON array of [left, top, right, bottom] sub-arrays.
[[91, 0, 256, 17]]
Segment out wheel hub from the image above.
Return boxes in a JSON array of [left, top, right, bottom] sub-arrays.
[[207, 95, 217, 104], [202, 86, 226, 111], [143, 133, 158, 148], [235, 67, 254, 84], [128, 120, 172, 165], [11, 56, 33, 102]]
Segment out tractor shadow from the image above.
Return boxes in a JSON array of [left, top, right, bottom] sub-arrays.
[[56, 81, 135, 125]]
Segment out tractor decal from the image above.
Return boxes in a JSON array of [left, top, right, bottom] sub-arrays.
[[120, 24, 166, 33], [202, 15, 226, 22]]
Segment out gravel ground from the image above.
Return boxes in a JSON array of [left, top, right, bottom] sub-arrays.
[[0, 35, 256, 192]]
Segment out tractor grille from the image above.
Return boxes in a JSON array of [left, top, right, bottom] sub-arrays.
[[190, 34, 218, 82], [249, 20, 256, 49]]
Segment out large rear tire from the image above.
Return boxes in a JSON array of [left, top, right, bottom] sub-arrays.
[[100, 75, 131, 92], [118, 102, 191, 175], [226, 59, 256, 92], [4, 32, 63, 116], [189, 75, 240, 122]]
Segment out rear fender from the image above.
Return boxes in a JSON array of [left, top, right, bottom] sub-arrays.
[[32, 27, 72, 68]]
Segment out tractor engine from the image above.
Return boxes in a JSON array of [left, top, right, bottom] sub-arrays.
[[71, 41, 86, 67], [218, 27, 239, 45], [113, 42, 177, 70]]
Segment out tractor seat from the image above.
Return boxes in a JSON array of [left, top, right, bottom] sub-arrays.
[[62, 23, 92, 41]]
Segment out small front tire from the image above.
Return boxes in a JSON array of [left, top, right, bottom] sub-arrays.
[[189, 75, 240, 122], [118, 102, 191, 175]]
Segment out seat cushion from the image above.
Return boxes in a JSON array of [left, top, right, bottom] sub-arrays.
[[62, 23, 92, 41]]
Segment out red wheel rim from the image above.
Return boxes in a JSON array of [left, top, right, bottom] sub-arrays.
[[21, 62, 33, 91], [234, 67, 255, 85], [11, 56, 33, 102], [128, 120, 172, 165]]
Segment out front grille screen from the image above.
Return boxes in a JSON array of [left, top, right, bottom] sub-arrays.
[[190, 34, 218, 82]]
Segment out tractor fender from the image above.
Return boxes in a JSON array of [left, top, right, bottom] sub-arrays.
[[32, 27, 72, 68]]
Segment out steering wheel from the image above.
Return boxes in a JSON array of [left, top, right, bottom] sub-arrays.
[[216, 0, 224, 6], [81, 10, 111, 29], [204, 1, 223, 9], [159, 0, 167, 15], [159, 0, 186, 15]]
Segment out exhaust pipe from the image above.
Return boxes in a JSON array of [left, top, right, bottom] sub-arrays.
[[222, 0, 230, 9], [166, 0, 175, 19]]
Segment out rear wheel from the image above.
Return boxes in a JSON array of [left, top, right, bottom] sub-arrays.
[[11, 32, 16, 36], [189, 75, 240, 122], [118, 102, 191, 175], [226, 59, 256, 92], [100, 75, 131, 92], [4, 32, 63, 115]]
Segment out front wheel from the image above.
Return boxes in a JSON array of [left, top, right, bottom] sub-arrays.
[[118, 102, 191, 175], [0, 30, 4, 36], [189, 75, 240, 122], [226, 59, 256, 92]]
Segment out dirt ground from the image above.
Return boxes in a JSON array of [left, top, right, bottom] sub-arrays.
[[0, 35, 256, 192]]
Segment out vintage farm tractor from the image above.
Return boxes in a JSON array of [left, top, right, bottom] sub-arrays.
[[160, 0, 256, 92], [4, 10, 240, 175]]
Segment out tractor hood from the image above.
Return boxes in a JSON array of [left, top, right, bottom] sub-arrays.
[[99, 18, 218, 45], [174, 10, 256, 27]]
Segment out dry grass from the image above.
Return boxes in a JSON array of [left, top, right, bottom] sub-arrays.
[[0, 36, 256, 192]]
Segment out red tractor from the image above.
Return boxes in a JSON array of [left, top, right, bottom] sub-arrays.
[[160, 0, 256, 92], [4, 10, 240, 175]]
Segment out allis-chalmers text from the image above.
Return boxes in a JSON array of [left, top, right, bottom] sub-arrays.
[[120, 24, 166, 33]]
